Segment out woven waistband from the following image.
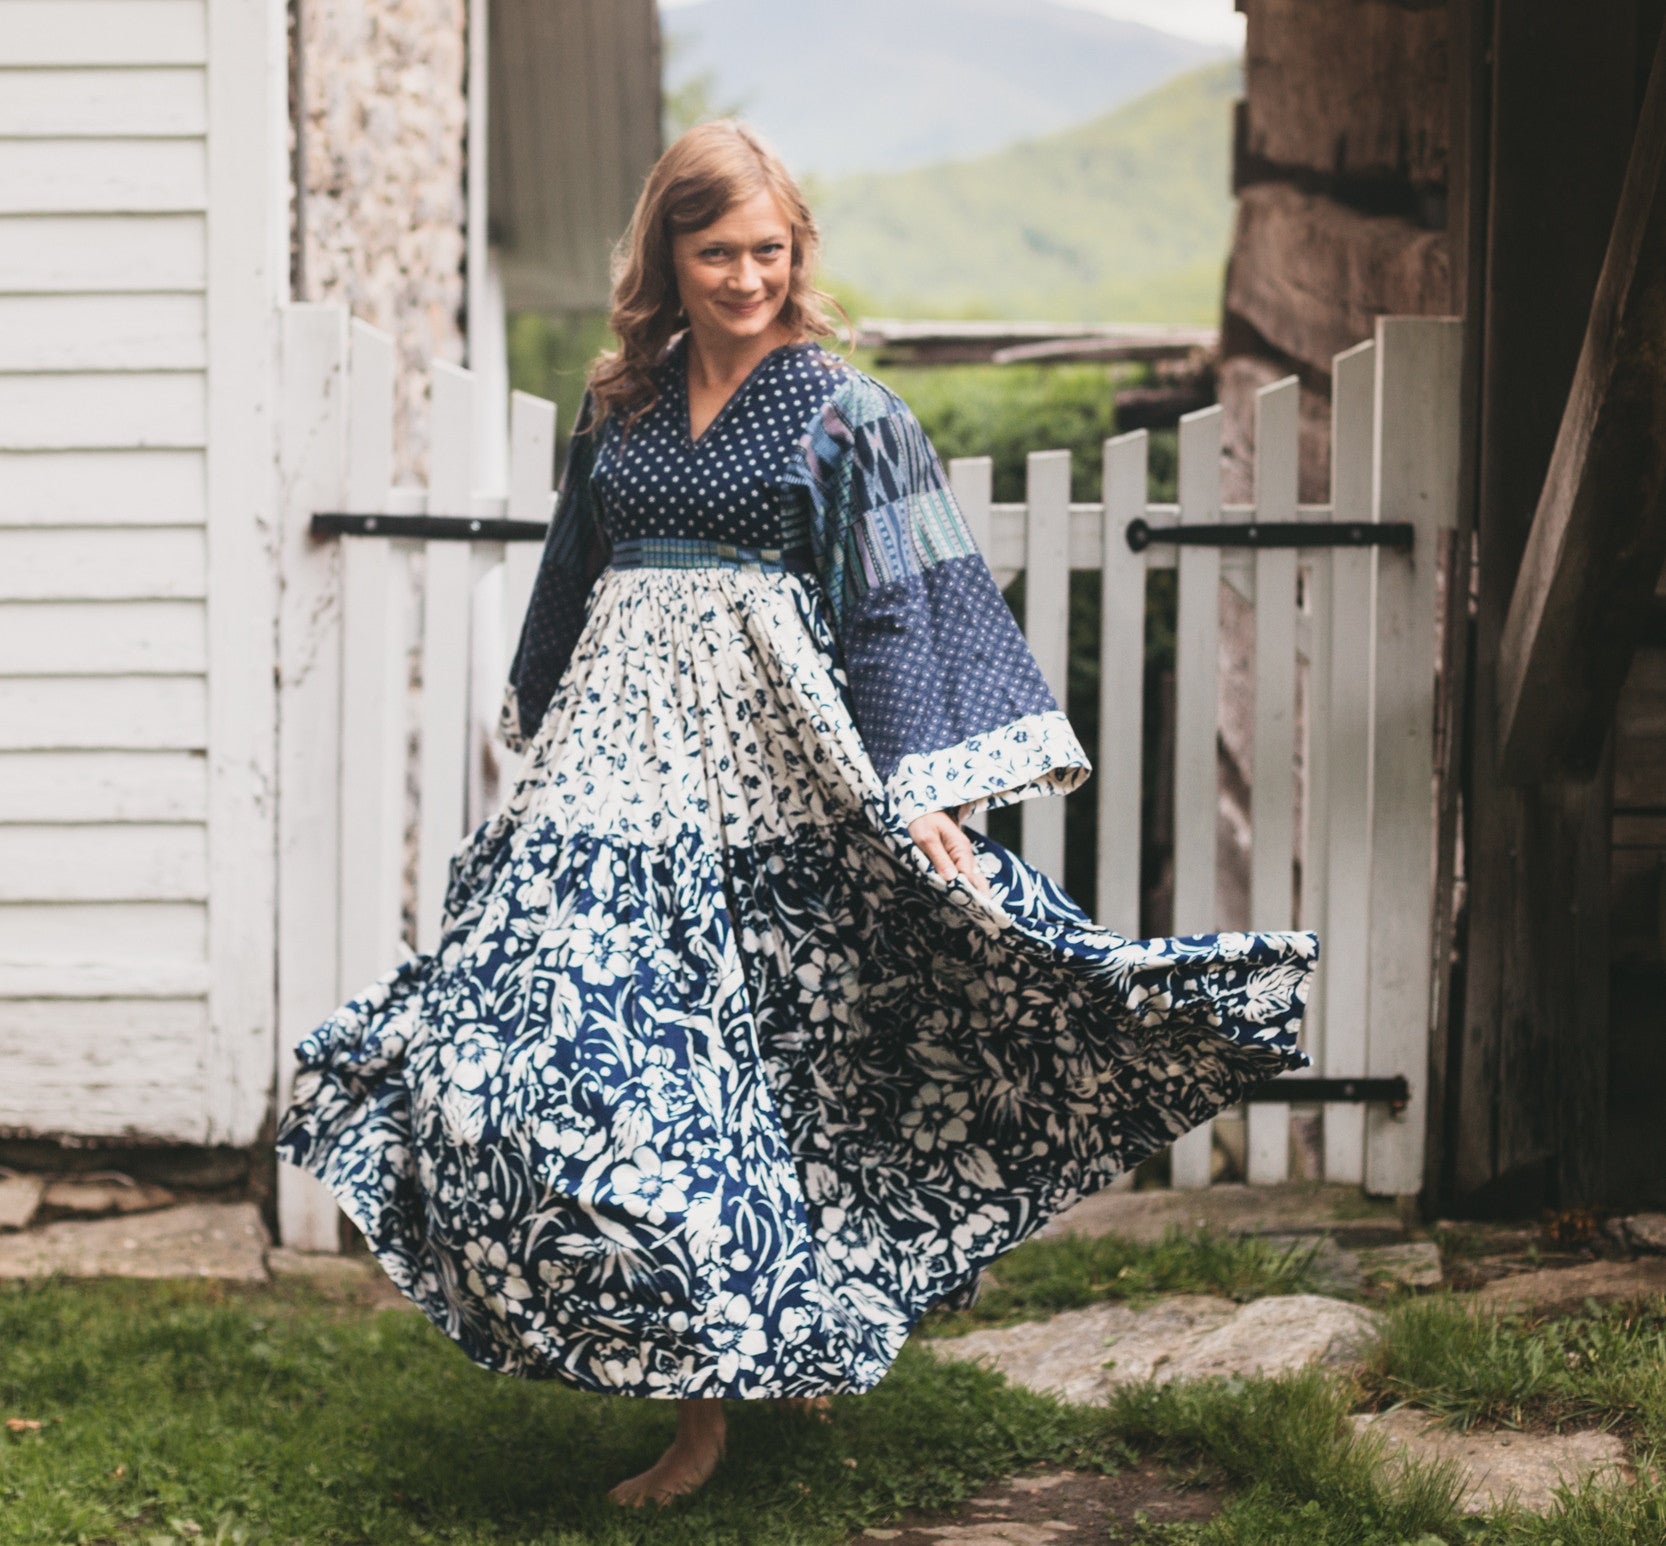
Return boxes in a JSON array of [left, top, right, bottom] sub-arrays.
[[607, 537, 816, 574]]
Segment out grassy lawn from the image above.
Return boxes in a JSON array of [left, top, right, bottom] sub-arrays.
[[7, 1242, 1666, 1545]]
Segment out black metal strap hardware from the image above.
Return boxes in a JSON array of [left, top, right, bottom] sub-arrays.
[[1125, 518, 1415, 553], [311, 512, 550, 543], [1242, 1075, 1411, 1116]]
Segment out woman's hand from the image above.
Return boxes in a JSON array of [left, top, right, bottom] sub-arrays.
[[908, 810, 991, 893]]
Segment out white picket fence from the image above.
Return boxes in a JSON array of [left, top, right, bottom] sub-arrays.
[[274, 303, 1462, 1249]]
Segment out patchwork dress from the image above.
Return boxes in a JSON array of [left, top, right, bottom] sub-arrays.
[[275, 334, 1318, 1399]]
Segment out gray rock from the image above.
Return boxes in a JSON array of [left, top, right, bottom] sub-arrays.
[[41, 1176, 176, 1219], [1619, 1213, 1666, 1253], [1356, 1240, 1444, 1290], [931, 1292, 1379, 1403], [0, 1175, 44, 1232], [1152, 1294, 1380, 1385], [1041, 1183, 1403, 1246], [1261, 1232, 1364, 1294], [266, 1247, 377, 1283], [1353, 1407, 1632, 1515], [1475, 1259, 1666, 1314], [0, 1201, 268, 1282]]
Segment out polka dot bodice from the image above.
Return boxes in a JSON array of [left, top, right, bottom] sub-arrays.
[[589, 334, 846, 548]]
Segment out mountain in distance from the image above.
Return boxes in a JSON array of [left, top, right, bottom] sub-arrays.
[[661, 0, 1229, 178], [813, 59, 1242, 323]]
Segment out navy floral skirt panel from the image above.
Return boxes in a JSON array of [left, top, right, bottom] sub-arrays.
[[275, 566, 1315, 1397]]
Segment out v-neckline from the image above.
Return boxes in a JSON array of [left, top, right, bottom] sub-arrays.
[[678, 334, 804, 447]]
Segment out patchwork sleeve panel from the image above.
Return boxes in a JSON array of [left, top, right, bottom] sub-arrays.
[[807, 374, 1092, 822], [499, 393, 611, 752]]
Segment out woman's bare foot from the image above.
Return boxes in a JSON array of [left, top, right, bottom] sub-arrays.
[[607, 1399, 727, 1507]]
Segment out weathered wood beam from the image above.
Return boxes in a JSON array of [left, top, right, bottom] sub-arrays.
[[1238, 0, 1448, 193], [1225, 184, 1451, 378], [1496, 21, 1666, 781]]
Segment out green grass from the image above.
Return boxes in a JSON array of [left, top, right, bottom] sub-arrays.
[[1365, 1295, 1666, 1447], [14, 1274, 1666, 1544], [923, 1227, 1332, 1335], [0, 1275, 1120, 1545], [1104, 1370, 1464, 1544]]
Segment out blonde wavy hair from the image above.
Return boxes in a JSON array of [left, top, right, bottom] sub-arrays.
[[584, 119, 853, 433]]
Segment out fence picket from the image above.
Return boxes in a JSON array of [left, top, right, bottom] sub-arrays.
[[1320, 339, 1377, 1184], [950, 454, 994, 568], [1023, 449, 1070, 881], [274, 304, 349, 1252], [1169, 406, 1224, 1189], [1098, 432, 1148, 934], [1364, 317, 1462, 1196], [503, 389, 555, 666], [1247, 378, 1300, 1184], [272, 302, 1457, 1229], [1300, 498, 1335, 1119], [416, 363, 476, 953], [338, 320, 408, 994]]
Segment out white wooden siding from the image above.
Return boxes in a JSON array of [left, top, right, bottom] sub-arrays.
[[0, 449, 205, 523], [0, 215, 206, 291], [0, 68, 207, 137], [0, 750, 207, 821], [0, 602, 207, 674], [0, 0, 281, 1146], [0, 293, 208, 371]]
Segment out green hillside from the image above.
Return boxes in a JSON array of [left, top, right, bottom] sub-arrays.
[[813, 59, 1241, 323]]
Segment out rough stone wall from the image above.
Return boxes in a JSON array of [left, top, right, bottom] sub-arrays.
[[292, 0, 469, 482]]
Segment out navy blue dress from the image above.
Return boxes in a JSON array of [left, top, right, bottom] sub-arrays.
[[275, 335, 1316, 1398]]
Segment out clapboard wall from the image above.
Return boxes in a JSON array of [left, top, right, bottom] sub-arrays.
[[0, 0, 285, 1144]]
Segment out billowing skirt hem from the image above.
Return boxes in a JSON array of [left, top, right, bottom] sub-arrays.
[[275, 567, 1316, 1398]]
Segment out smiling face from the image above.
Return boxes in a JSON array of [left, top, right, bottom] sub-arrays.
[[670, 185, 795, 350]]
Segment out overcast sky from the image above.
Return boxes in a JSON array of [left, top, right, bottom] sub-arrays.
[[656, 0, 1244, 48]]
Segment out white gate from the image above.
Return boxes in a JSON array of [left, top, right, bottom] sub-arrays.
[[273, 304, 1461, 1248]]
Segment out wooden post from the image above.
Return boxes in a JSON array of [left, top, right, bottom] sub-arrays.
[[203, 0, 285, 1149], [1246, 377, 1300, 1184], [1496, 19, 1666, 779], [1364, 316, 1463, 1197], [1170, 405, 1224, 1189], [1452, 1, 1636, 1209], [274, 304, 348, 1252], [1023, 448, 1070, 882]]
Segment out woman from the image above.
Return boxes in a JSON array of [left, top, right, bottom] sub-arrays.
[[276, 119, 1316, 1508]]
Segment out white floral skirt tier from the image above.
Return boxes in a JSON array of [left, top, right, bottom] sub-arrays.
[[276, 563, 1317, 1398]]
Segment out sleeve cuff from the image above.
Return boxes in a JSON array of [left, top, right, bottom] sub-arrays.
[[885, 709, 1091, 828]]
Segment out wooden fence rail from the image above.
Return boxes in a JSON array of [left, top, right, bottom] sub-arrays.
[[274, 304, 1462, 1250]]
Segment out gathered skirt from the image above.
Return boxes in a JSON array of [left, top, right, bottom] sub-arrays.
[[275, 563, 1316, 1398]]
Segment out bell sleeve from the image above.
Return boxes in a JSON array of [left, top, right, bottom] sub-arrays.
[[797, 374, 1091, 829], [497, 390, 611, 754]]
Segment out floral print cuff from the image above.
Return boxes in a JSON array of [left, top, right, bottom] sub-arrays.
[[886, 710, 1091, 828]]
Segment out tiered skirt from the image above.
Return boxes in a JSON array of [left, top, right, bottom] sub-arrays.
[[276, 563, 1315, 1398]]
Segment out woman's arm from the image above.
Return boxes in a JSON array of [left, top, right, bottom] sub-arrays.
[[498, 392, 611, 753], [798, 372, 1091, 831]]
